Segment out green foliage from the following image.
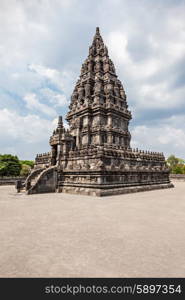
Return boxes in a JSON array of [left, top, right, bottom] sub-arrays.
[[20, 164, 31, 176], [167, 155, 185, 174], [0, 154, 21, 176], [167, 155, 179, 168], [0, 161, 7, 174], [20, 160, 34, 168]]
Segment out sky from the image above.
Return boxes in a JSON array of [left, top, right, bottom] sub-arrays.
[[0, 0, 185, 160]]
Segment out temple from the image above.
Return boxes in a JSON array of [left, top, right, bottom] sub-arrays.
[[24, 27, 173, 196]]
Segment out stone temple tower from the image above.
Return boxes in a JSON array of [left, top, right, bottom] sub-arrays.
[[66, 27, 131, 150], [24, 27, 173, 196]]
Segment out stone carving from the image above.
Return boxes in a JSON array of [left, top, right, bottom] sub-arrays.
[[89, 46, 94, 56], [88, 61, 93, 72], [109, 59, 116, 73], [94, 78, 103, 94], [114, 82, 120, 97], [95, 61, 101, 72], [106, 81, 114, 95], [103, 58, 110, 72], [78, 85, 84, 101], [85, 81, 91, 97], [120, 86, 126, 99]]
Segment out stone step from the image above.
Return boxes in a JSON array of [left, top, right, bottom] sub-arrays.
[[30, 174, 41, 186]]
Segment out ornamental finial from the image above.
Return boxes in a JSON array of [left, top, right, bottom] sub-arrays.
[[57, 116, 63, 129], [96, 27, 100, 34]]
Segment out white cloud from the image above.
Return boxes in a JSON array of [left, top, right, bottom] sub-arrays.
[[137, 82, 185, 109], [23, 93, 57, 117], [131, 114, 185, 158], [28, 64, 63, 89], [0, 108, 55, 142], [106, 4, 185, 114], [40, 88, 69, 107], [28, 63, 75, 96], [0, 108, 57, 159]]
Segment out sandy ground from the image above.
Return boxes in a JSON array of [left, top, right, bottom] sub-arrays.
[[0, 181, 184, 278]]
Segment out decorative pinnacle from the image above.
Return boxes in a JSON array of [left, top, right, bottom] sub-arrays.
[[93, 26, 103, 44], [57, 116, 63, 128]]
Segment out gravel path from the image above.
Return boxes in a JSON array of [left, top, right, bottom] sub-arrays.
[[0, 182, 184, 277]]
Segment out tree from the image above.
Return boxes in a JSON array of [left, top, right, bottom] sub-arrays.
[[172, 164, 184, 174], [166, 155, 185, 174], [20, 160, 34, 168], [0, 161, 7, 175], [20, 164, 31, 177], [167, 155, 179, 168], [0, 154, 21, 176]]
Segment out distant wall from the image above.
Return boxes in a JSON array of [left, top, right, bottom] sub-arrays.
[[170, 174, 185, 181], [0, 177, 26, 185]]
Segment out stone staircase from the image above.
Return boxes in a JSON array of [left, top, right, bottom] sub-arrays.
[[29, 173, 41, 187], [19, 168, 44, 193], [26, 166, 57, 194]]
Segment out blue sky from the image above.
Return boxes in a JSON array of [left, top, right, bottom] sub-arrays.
[[0, 0, 185, 159]]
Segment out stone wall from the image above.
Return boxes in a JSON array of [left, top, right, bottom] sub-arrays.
[[0, 177, 26, 185], [170, 174, 185, 181]]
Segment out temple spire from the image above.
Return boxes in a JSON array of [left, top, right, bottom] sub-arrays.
[[67, 27, 130, 119]]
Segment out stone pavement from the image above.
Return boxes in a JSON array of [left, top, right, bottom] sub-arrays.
[[0, 181, 184, 277]]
